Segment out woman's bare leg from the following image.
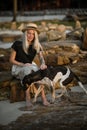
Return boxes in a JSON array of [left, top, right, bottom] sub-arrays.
[[41, 85, 50, 106], [25, 87, 33, 107]]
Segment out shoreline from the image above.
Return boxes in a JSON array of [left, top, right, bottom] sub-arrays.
[[0, 84, 87, 125]]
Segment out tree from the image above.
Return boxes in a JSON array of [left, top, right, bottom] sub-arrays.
[[12, 0, 17, 21]]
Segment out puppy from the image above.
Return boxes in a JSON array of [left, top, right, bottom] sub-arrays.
[[22, 65, 87, 103]]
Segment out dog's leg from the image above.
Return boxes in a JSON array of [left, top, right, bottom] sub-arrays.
[[53, 72, 64, 100], [33, 84, 44, 103], [78, 81, 87, 94], [56, 68, 71, 98], [50, 81, 56, 103], [56, 83, 66, 98]]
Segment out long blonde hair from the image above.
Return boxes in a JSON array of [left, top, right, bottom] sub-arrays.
[[22, 30, 43, 54]]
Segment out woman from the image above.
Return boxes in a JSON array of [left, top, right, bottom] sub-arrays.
[[9, 23, 50, 108]]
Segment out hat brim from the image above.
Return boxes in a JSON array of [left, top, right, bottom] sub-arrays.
[[22, 26, 40, 34]]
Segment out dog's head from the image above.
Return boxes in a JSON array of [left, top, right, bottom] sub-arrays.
[[22, 68, 48, 87], [22, 75, 32, 86]]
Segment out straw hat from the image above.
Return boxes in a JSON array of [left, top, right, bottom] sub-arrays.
[[21, 23, 39, 33]]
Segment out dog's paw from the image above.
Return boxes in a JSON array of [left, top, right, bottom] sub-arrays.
[[33, 98, 36, 103], [50, 99, 55, 104]]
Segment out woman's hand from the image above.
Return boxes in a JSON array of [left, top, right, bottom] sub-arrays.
[[40, 64, 47, 70], [24, 63, 32, 66]]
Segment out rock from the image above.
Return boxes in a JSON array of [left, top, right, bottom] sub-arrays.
[[0, 48, 11, 71], [57, 55, 70, 65], [0, 71, 25, 102], [83, 27, 87, 50], [0, 30, 22, 42], [44, 53, 57, 66], [75, 20, 82, 29], [71, 44, 80, 53], [39, 32, 48, 42], [10, 79, 25, 103], [48, 23, 58, 30], [57, 24, 66, 33], [47, 30, 61, 41]]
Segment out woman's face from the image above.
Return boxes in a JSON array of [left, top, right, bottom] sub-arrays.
[[27, 29, 35, 43]]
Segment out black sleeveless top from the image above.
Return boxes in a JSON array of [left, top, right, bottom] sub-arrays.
[[11, 40, 37, 63]]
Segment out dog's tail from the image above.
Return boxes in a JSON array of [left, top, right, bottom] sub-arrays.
[[78, 81, 87, 94], [73, 72, 87, 94], [55, 67, 71, 99]]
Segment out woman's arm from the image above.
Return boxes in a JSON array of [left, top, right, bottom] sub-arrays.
[[9, 49, 24, 66], [38, 51, 47, 70]]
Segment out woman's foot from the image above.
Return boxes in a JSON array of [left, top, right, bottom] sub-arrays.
[[41, 85, 50, 106], [43, 100, 50, 106], [26, 101, 33, 108]]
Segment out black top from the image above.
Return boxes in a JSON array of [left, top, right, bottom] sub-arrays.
[[11, 40, 37, 63]]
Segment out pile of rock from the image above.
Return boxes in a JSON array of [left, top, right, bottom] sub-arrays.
[[38, 20, 83, 42]]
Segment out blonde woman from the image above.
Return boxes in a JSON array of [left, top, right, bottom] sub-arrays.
[[9, 23, 50, 108]]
